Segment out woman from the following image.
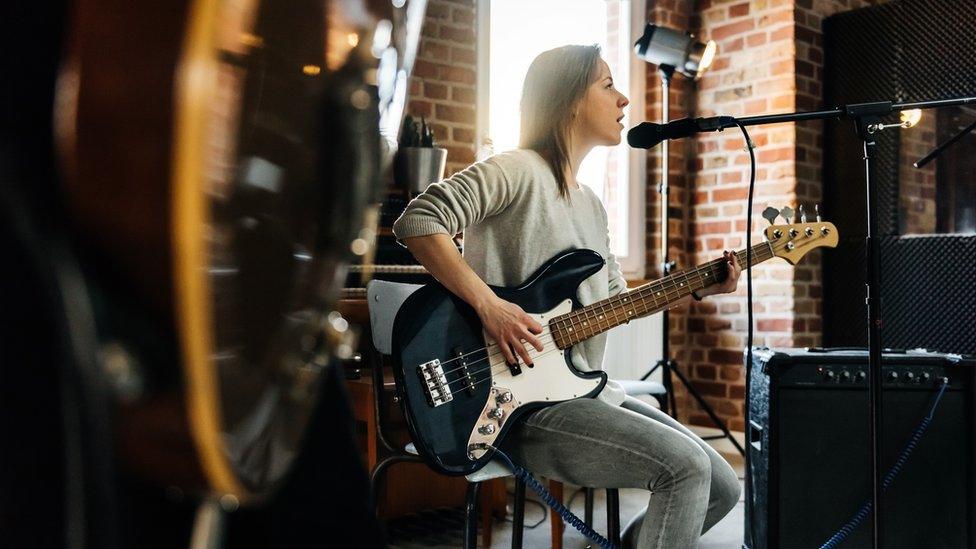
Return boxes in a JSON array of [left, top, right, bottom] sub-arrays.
[[393, 44, 741, 548]]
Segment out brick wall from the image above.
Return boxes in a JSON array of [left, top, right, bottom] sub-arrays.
[[405, 0, 897, 431], [406, 0, 479, 176], [651, 0, 878, 430], [899, 113, 938, 233]]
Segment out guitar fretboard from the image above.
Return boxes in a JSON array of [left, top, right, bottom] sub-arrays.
[[550, 242, 774, 349]]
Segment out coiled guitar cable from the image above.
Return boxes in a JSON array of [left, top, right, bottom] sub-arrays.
[[478, 444, 618, 549], [819, 377, 950, 549]]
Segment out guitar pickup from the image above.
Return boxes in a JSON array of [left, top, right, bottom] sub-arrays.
[[454, 347, 476, 395], [418, 359, 452, 407], [507, 361, 522, 376]]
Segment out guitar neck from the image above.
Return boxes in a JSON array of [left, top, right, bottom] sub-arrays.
[[550, 242, 775, 349]]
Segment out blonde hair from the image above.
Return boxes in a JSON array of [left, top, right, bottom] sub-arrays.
[[518, 44, 602, 198]]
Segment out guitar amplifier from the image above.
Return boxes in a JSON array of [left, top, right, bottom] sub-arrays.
[[745, 348, 976, 548]]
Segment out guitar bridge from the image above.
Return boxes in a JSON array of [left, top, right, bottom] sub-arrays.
[[418, 359, 453, 407]]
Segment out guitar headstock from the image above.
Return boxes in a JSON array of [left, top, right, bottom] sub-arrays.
[[762, 205, 839, 264]]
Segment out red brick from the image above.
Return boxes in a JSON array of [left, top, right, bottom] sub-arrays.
[[451, 46, 476, 65], [424, 82, 447, 100], [439, 24, 475, 43], [757, 318, 791, 332], [691, 380, 728, 397], [699, 220, 732, 235], [710, 349, 745, 364], [452, 86, 476, 103], [435, 104, 475, 124], [714, 186, 748, 201], [452, 6, 475, 26], [421, 42, 449, 62], [452, 127, 474, 143], [444, 144, 475, 165], [442, 66, 476, 85], [697, 364, 718, 380], [712, 19, 755, 41], [408, 99, 432, 118], [729, 2, 749, 17]]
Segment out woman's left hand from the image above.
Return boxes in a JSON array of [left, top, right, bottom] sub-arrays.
[[701, 250, 741, 297]]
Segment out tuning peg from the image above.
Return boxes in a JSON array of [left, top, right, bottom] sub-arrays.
[[799, 204, 807, 223], [762, 206, 780, 226], [780, 206, 795, 224], [815, 203, 822, 222]]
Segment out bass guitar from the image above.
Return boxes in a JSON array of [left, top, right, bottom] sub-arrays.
[[392, 216, 838, 476]]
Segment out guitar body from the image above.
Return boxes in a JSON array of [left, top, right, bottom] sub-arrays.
[[390, 219, 839, 477], [57, 0, 425, 499], [392, 249, 608, 476]]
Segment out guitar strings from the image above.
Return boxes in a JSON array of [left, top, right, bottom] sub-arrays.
[[428, 240, 787, 394], [432, 260, 729, 386], [429, 263, 719, 376]]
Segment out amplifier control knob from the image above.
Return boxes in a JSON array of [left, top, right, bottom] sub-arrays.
[[840, 371, 852, 382], [920, 372, 931, 384], [904, 372, 916, 383], [823, 370, 836, 382], [856, 371, 867, 382], [887, 371, 899, 382], [478, 424, 496, 435]]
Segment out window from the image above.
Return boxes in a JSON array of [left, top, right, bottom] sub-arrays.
[[476, 0, 647, 278]]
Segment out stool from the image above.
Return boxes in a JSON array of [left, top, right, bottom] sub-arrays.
[[366, 280, 528, 548], [554, 379, 668, 547]]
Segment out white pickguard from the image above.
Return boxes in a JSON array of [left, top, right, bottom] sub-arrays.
[[466, 299, 603, 460], [488, 299, 602, 404]]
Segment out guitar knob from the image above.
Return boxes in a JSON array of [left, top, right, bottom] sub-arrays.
[[805, 227, 814, 237], [478, 424, 496, 435], [788, 228, 798, 238], [772, 229, 782, 239], [496, 391, 513, 403], [821, 226, 831, 236], [487, 408, 505, 420]]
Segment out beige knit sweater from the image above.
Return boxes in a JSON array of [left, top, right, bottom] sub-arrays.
[[392, 148, 628, 405]]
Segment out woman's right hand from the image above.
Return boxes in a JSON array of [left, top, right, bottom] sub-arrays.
[[476, 296, 545, 367]]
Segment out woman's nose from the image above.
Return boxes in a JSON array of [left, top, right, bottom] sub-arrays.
[[618, 93, 629, 108]]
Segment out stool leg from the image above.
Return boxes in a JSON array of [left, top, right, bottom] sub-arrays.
[[584, 488, 594, 527], [606, 489, 620, 546], [369, 455, 420, 513], [464, 482, 481, 549], [512, 479, 525, 549]]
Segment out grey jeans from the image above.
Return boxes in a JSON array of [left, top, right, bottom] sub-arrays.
[[501, 396, 741, 548]]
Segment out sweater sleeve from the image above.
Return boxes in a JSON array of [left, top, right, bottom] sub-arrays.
[[392, 155, 520, 242], [593, 189, 628, 296], [607, 242, 628, 296]]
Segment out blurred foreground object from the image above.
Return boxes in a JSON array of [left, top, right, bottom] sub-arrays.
[[2, 0, 425, 545]]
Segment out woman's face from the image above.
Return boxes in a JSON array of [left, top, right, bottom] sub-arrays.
[[575, 59, 630, 147]]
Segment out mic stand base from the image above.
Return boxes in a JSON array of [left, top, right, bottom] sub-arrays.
[[641, 358, 745, 456]]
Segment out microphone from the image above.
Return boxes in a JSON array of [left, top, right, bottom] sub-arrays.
[[627, 116, 737, 148]]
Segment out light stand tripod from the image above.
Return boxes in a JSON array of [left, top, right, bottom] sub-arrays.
[[638, 65, 745, 456]]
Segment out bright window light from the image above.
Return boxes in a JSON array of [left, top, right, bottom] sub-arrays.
[[488, 0, 632, 258]]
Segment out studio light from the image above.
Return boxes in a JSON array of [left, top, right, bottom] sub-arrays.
[[633, 23, 716, 80]]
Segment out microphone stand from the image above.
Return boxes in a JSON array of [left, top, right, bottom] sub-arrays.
[[725, 95, 976, 549], [638, 64, 746, 456], [914, 116, 976, 168]]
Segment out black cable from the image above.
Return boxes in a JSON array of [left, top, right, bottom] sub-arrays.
[[484, 445, 617, 549], [734, 120, 758, 548], [820, 378, 950, 548]]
